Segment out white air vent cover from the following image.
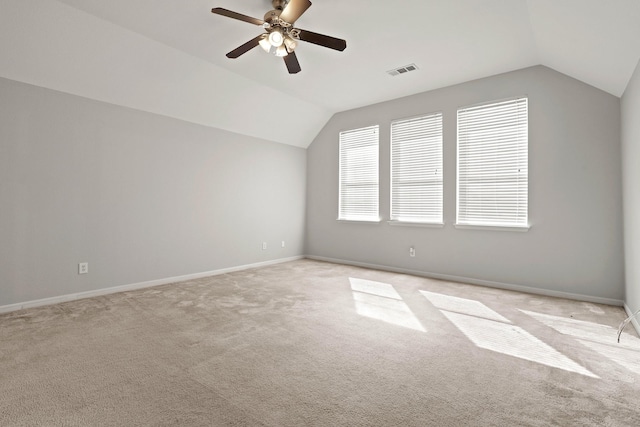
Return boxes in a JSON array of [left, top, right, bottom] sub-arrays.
[[387, 63, 419, 76]]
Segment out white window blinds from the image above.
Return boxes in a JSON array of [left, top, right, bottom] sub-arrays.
[[391, 113, 443, 223], [457, 97, 528, 228], [339, 125, 379, 221]]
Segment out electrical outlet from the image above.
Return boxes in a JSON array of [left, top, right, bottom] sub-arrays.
[[409, 247, 416, 257], [262, 242, 267, 250], [281, 241, 285, 248], [78, 262, 89, 274]]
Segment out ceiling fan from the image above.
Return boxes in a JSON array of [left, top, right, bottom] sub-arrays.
[[211, 0, 347, 74]]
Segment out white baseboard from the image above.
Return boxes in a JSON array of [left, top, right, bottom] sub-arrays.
[[0, 256, 303, 314], [623, 304, 640, 336], [1, 254, 626, 315], [306, 255, 625, 307]]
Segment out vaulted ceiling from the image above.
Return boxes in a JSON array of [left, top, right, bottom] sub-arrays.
[[2, 0, 639, 147]]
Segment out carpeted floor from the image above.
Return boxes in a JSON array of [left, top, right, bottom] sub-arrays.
[[1, 259, 639, 426]]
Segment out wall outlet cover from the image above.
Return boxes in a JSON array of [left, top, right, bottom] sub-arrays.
[[78, 262, 89, 274]]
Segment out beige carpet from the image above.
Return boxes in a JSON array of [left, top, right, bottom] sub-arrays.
[[1, 259, 639, 426]]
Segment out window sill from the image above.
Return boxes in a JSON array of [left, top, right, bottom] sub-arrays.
[[337, 218, 382, 224], [454, 223, 530, 232], [387, 221, 445, 228]]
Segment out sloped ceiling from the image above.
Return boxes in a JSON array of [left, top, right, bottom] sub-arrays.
[[1, 0, 639, 148]]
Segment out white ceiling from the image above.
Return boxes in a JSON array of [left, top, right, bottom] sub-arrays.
[[2, 0, 640, 148]]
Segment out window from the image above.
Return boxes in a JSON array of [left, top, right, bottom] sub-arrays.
[[338, 125, 379, 221], [457, 97, 528, 228], [390, 113, 443, 223]]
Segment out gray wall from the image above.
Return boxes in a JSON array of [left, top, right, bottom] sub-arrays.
[[306, 66, 624, 302], [622, 59, 640, 314], [0, 77, 306, 307]]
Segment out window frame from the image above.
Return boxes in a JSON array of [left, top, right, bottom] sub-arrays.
[[338, 125, 380, 222], [389, 112, 444, 226], [456, 96, 529, 230]]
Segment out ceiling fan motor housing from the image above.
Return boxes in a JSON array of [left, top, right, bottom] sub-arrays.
[[263, 7, 298, 44], [264, 9, 282, 26], [272, 0, 287, 10]]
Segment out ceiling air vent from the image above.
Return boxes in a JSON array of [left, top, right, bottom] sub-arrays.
[[387, 63, 419, 77]]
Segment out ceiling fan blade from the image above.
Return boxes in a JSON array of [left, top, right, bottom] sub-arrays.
[[226, 35, 263, 59], [297, 29, 346, 51], [280, 0, 312, 24], [284, 51, 302, 74], [211, 8, 264, 26]]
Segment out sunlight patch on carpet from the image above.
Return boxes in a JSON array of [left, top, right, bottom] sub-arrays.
[[521, 310, 640, 376], [520, 310, 640, 348], [350, 278, 425, 332], [420, 290, 510, 323], [350, 278, 402, 300], [420, 291, 597, 378], [441, 311, 599, 378]]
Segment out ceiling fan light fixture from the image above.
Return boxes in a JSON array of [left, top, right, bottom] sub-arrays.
[[268, 29, 284, 47], [259, 34, 272, 52], [275, 44, 289, 57], [284, 36, 298, 52]]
